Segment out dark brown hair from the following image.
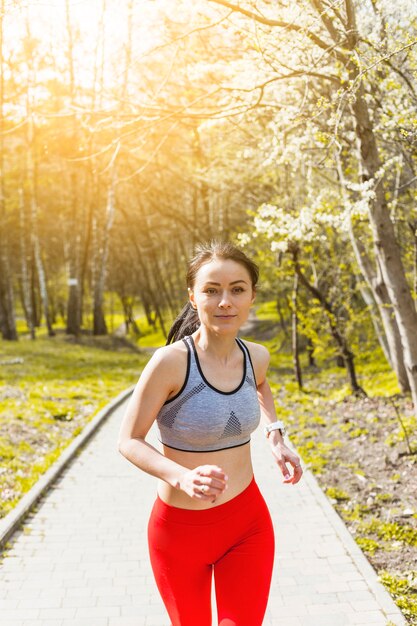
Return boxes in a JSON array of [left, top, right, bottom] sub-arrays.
[[166, 240, 259, 344]]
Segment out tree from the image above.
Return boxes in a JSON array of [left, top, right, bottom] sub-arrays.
[[0, 0, 17, 340], [208, 0, 417, 408]]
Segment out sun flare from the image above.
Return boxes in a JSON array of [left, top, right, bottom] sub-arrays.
[[4, 0, 169, 101]]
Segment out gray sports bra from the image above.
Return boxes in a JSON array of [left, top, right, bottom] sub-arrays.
[[155, 335, 261, 452]]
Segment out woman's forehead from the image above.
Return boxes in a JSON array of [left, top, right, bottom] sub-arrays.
[[194, 258, 251, 284]]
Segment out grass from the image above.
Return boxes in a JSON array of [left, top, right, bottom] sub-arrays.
[[133, 314, 174, 348], [0, 331, 149, 519]]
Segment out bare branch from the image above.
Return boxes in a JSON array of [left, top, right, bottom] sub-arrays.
[[399, 175, 417, 191], [223, 70, 341, 93], [207, 0, 348, 64], [322, 0, 347, 29], [310, 0, 341, 43], [360, 36, 417, 100], [344, 0, 358, 48], [350, 39, 417, 89], [136, 11, 234, 60]]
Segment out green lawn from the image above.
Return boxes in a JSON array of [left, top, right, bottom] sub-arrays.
[[0, 332, 149, 519]]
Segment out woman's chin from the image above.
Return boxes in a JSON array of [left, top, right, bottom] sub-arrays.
[[208, 320, 241, 334]]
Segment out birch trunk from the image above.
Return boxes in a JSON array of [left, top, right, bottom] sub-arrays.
[[349, 75, 417, 403], [408, 220, 417, 311], [24, 11, 54, 338], [0, 0, 17, 340], [335, 144, 410, 392], [65, 0, 82, 335], [93, 179, 115, 335], [291, 272, 303, 389], [19, 190, 35, 339], [348, 222, 409, 392], [340, 0, 417, 410], [26, 122, 55, 337]]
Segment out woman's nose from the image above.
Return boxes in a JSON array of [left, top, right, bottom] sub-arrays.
[[219, 292, 232, 308]]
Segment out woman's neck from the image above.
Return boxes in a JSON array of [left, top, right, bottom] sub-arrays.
[[193, 326, 239, 364]]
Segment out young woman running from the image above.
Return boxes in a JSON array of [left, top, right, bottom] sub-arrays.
[[117, 241, 303, 626]]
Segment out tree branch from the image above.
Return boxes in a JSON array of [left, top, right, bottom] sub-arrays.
[[310, 0, 341, 44], [207, 0, 348, 64], [344, 0, 358, 48]]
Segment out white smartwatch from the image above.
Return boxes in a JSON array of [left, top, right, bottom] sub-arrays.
[[264, 420, 286, 438]]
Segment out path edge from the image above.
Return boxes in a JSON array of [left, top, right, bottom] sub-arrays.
[[0, 385, 134, 551], [303, 466, 407, 625]]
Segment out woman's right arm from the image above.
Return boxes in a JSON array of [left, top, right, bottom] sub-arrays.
[[117, 346, 227, 500], [117, 346, 188, 489]]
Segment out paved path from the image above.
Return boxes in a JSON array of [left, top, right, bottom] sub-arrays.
[[0, 399, 407, 626]]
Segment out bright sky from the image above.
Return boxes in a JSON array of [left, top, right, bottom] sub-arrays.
[[4, 0, 167, 93]]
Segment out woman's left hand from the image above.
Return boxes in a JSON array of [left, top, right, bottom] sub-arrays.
[[270, 439, 303, 484]]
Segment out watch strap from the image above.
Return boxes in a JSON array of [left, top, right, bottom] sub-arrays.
[[264, 420, 286, 437]]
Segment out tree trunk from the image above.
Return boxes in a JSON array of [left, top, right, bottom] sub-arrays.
[[118, 295, 140, 336], [80, 0, 106, 329], [408, 220, 417, 312], [349, 222, 409, 392], [291, 272, 303, 389], [306, 337, 316, 368], [25, 123, 55, 336], [0, 0, 17, 340], [23, 9, 55, 338], [93, 178, 115, 335], [276, 294, 289, 337], [351, 81, 417, 401], [141, 255, 167, 338], [343, 0, 417, 409], [335, 148, 410, 392], [291, 245, 366, 396], [65, 0, 82, 335], [19, 190, 36, 339]]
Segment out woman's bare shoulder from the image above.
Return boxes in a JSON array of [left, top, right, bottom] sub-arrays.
[[239, 338, 269, 363], [239, 338, 270, 384], [152, 337, 188, 362], [147, 340, 187, 377]]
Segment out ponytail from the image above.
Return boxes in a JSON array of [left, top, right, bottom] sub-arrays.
[[166, 302, 200, 345]]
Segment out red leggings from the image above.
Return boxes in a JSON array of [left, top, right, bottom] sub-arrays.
[[147, 477, 275, 626]]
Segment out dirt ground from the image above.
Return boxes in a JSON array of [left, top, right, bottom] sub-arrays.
[[274, 377, 417, 624], [243, 314, 417, 623]]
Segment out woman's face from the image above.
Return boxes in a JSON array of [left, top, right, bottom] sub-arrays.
[[188, 258, 255, 334]]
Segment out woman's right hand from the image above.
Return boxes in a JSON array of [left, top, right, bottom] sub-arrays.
[[177, 465, 228, 502]]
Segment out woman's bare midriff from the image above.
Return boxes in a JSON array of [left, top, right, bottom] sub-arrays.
[[157, 441, 254, 509]]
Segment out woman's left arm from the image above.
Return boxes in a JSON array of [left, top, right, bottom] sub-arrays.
[[257, 378, 303, 484], [253, 343, 303, 485]]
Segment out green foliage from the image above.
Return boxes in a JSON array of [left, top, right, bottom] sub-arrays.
[[290, 438, 342, 474], [134, 313, 175, 348], [385, 415, 417, 447], [375, 493, 394, 504], [338, 502, 371, 522], [390, 473, 402, 483], [356, 537, 381, 556], [325, 486, 350, 501], [359, 518, 417, 547], [255, 301, 279, 320], [379, 571, 417, 620]]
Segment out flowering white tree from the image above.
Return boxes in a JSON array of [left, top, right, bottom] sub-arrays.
[[239, 198, 369, 394], [206, 0, 417, 412]]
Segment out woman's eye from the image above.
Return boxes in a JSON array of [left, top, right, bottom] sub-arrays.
[[205, 288, 216, 294], [233, 287, 244, 293]]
